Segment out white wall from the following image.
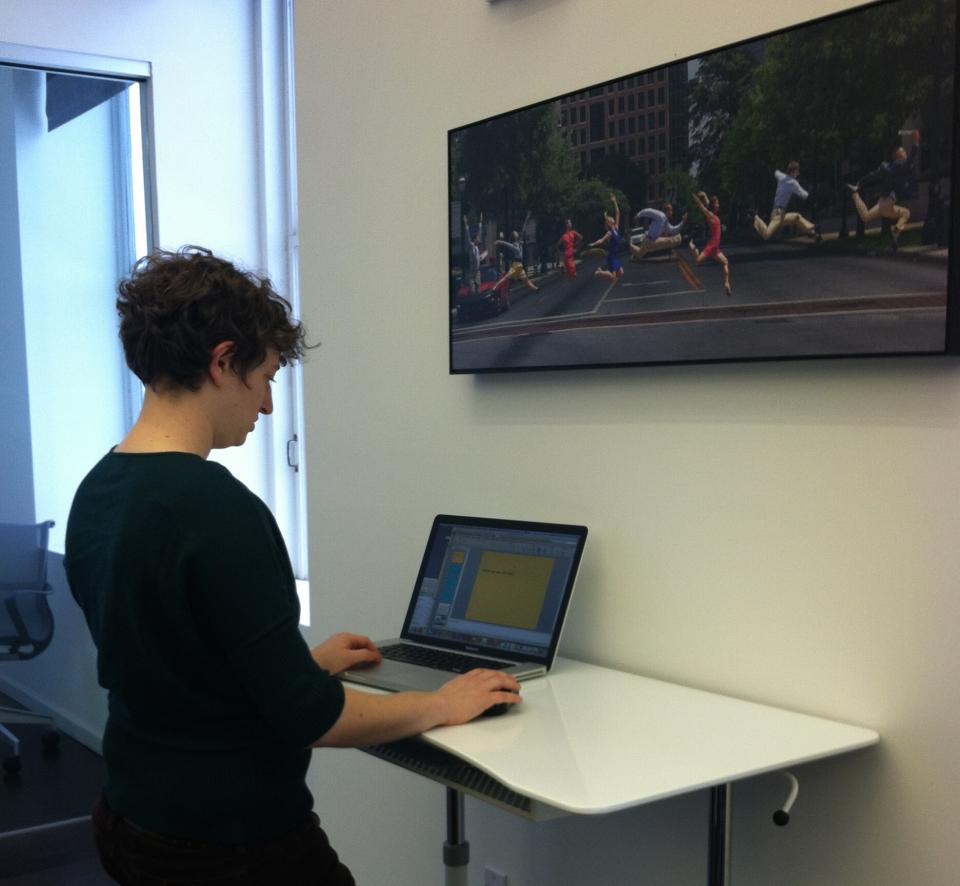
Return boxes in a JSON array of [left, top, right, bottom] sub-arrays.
[[0, 0, 274, 746], [294, 1, 960, 885]]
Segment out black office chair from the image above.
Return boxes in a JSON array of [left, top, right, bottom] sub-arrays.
[[0, 520, 61, 775]]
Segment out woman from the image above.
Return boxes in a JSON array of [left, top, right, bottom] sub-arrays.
[[689, 191, 732, 297], [558, 218, 583, 279], [588, 194, 625, 283], [64, 246, 520, 885]]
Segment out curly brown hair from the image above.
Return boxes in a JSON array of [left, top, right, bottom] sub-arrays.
[[117, 246, 309, 391]]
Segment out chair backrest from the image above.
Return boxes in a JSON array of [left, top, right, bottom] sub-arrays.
[[0, 521, 54, 591], [0, 521, 56, 659]]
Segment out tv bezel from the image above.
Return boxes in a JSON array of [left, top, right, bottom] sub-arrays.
[[447, 0, 960, 375]]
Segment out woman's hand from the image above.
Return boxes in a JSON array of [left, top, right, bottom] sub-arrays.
[[310, 632, 382, 675]]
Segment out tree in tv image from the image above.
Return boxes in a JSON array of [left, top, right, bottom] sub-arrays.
[[448, 0, 956, 374]]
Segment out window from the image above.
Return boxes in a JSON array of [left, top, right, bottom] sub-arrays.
[[1, 4, 311, 622], [589, 103, 604, 142], [1, 47, 154, 556]]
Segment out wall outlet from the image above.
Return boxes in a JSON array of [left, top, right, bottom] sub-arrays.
[[483, 865, 508, 886]]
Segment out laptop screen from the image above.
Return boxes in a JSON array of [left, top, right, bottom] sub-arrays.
[[401, 515, 587, 665]]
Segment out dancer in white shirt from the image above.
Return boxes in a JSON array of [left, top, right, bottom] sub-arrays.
[[630, 204, 687, 260], [753, 162, 820, 242]]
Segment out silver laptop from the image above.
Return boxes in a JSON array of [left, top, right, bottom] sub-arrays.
[[340, 514, 587, 693]]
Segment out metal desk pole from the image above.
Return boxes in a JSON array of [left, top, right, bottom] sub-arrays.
[[707, 783, 733, 886], [444, 788, 469, 886]]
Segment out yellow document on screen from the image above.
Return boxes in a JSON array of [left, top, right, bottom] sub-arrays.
[[465, 552, 554, 629]]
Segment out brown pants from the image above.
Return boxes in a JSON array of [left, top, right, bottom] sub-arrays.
[[753, 207, 815, 240], [851, 192, 910, 233], [630, 233, 682, 259]]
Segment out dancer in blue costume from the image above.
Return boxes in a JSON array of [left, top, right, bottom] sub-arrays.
[[588, 194, 625, 282]]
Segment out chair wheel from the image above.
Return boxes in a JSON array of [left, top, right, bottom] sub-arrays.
[[2, 754, 22, 775], [41, 729, 61, 754]]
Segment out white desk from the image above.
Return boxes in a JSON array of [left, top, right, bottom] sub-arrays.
[[359, 657, 878, 884]]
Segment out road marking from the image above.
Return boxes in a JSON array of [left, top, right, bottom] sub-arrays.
[[451, 290, 946, 342], [606, 288, 702, 304], [453, 304, 944, 346], [587, 276, 622, 315], [675, 256, 705, 291]]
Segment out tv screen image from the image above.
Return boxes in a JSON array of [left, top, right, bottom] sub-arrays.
[[448, 0, 958, 374]]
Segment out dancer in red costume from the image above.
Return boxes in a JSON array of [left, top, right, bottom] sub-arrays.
[[558, 219, 583, 279], [688, 191, 732, 297]]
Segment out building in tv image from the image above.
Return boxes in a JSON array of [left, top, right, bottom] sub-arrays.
[[448, 0, 958, 374]]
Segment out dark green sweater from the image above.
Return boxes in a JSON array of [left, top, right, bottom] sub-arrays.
[[64, 451, 344, 843]]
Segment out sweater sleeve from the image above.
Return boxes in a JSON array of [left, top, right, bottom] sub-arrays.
[[184, 474, 344, 749]]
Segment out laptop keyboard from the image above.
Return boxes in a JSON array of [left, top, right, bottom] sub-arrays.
[[379, 643, 512, 674]]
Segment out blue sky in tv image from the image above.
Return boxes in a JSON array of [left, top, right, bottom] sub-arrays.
[[448, 0, 956, 375]]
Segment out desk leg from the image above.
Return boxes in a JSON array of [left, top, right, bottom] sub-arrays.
[[707, 783, 733, 886], [444, 788, 469, 886]]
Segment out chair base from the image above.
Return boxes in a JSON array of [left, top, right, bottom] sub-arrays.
[[1, 707, 59, 776]]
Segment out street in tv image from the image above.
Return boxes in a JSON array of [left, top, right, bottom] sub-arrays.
[[448, 0, 956, 373]]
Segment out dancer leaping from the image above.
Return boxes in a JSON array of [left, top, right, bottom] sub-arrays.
[[558, 219, 583, 279], [689, 191, 732, 297], [492, 227, 539, 294], [847, 129, 920, 251], [630, 203, 687, 261], [588, 194, 625, 283], [753, 161, 820, 243]]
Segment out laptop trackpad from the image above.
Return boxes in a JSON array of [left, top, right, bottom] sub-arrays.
[[341, 659, 450, 693]]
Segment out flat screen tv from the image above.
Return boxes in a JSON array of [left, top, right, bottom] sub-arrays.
[[448, 0, 959, 374]]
